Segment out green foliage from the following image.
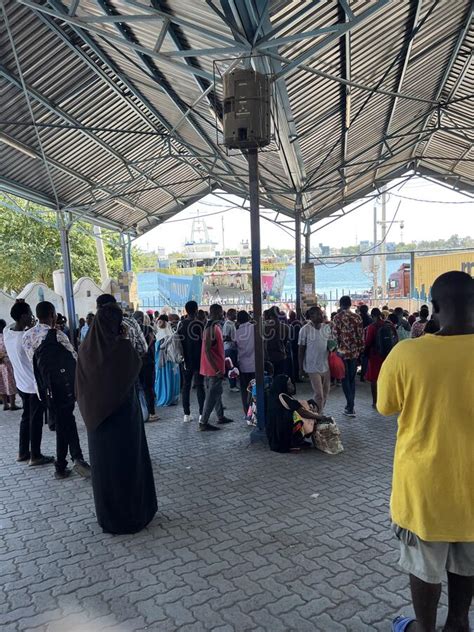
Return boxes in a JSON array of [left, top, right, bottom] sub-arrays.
[[0, 197, 148, 293]]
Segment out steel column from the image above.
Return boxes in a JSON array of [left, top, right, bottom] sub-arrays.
[[248, 148, 266, 443], [58, 212, 77, 344], [295, 193, 302, 317], [410, 251, 416, 299]]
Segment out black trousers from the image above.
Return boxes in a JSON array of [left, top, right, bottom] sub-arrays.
[[239, 372, 255, 415], [182, 368, 205, 416], [53, 404, 83, 472], [17, 390, 44, 460], [139, 362, 156, 415]]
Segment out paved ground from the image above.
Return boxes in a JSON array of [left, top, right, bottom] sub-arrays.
[[0, 380, 471, 632]]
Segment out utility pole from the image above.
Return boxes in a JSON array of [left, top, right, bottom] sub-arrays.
[[380, 187, 387, 301], [93, 225, 109, 285], [58, 211, 77, 344], [373, 203, 378, 302], [221, 215, 225, 260]]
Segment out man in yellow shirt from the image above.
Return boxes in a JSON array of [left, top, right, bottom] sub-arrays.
[[378, 271, 474, 632]]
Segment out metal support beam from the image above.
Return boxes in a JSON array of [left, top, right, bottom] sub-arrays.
[[411, 2, 474, 161], [274, 0, 390, 80], [410, 251, 416, 299], [248, 148, 266, 443], [295, 193, 302, 317], [374, 0, 424, 180], [58, 213, 77, 344]]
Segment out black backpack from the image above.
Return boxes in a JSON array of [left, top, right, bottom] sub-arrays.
[[375, 323, 396, 357], [33, 329, 76, 415]]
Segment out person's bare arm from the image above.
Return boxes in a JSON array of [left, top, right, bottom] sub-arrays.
[[296, 406, 323, 421]]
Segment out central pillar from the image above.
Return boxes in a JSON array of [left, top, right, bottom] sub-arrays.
[[295, 193, 302, 318], [248, 148, 266, 442]]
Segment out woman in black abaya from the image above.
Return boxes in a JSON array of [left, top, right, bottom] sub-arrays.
[[76, 303, 157, 534]]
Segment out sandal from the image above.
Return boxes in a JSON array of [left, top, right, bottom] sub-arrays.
[[392, 615, 415, 632]]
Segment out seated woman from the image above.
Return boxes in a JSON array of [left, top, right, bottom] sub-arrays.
[[76, 303, 157, 534], [155, 315, 181, 407], [266, 375, 329, 452]]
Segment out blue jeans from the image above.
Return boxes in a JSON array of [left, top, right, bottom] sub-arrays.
[[341, 358, 358, 412]]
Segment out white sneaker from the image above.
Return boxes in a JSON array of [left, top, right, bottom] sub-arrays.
[[183, 414, 193, 423], [230, 387, 240, 393]]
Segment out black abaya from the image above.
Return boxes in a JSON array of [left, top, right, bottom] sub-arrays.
[[87, 386, 157, 534]]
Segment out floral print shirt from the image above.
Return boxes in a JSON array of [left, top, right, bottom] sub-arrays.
[[332, 310, 364, 360]]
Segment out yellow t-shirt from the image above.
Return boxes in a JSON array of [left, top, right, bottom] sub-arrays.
[[378, 334, 474, 542]]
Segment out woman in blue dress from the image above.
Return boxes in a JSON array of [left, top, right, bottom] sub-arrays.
[[155, 315, 181, 406]]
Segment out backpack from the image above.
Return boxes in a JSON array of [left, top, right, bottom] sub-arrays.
[[375, 323, 397, 357], [33, 329, 76, 414]]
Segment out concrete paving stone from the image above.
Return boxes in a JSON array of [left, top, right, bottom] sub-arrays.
[[2, 384, 472, 631], [180, 588, 221, 609], [296, 595, 335, 619], [267, 594, 305, 616], [313, 611, 349, 631]]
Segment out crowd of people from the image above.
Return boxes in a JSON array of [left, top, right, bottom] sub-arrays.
[[0, 270, 473, 631]]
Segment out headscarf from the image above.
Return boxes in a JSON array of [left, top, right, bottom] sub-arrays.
[[76, 303, 142, 431], [155, 321, 174, 342]]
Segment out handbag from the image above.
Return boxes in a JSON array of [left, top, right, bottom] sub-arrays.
[[328, 351, 345, 380]]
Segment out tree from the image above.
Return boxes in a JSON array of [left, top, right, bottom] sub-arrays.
[[0, 197, 151, 293]]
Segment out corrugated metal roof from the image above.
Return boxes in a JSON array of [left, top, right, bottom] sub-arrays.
[[1, 0, 472, 235]]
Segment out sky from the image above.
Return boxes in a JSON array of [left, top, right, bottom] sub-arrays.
[[135, 176, 474, 254]]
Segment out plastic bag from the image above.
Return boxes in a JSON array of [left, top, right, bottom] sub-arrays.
[[328, 352, 345, 380], [312, 418, 344, 455]]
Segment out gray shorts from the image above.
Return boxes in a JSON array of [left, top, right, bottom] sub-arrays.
[[392, 524, 474, 583]]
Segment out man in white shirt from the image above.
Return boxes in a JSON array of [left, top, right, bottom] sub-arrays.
[[298, 306, 332, 413], [3, 302, 53, 466], [22, 301, 90, 480]]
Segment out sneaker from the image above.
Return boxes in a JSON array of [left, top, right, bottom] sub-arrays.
[[29, 455, 55, 467], [183, 414, 193, 423], [229, 387, 240, 393], [343, 409, 356, 418], [198, 423, 220, 431], [217, 416, 234, 424], [73, 459, 91, 478], [16, 453, 30, 463], [148, 413, 160, 422], [54, 468, 72, 480], [199, 414, 202, 423]]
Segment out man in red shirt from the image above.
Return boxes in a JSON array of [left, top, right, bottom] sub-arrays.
[[332, 296, 364, 417], [199, 304, 234, 431]]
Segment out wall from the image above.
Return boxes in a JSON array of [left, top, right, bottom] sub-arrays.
[[17, 283, 65, 315], [73, 277, 105, 318], [0, 291, 15, 323]]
